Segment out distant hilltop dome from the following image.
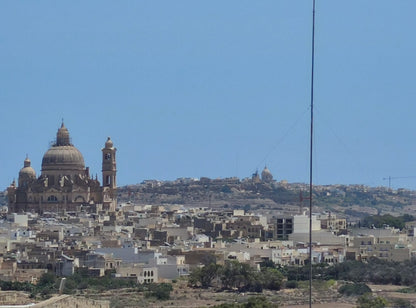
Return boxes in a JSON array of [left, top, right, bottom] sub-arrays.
[[261, 166, 273, 182], [7, 122, 117, 214]]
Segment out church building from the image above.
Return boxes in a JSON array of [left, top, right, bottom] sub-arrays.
[[7, 123, 117, 214]]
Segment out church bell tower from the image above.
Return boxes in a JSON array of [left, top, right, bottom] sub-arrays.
[[102, 137, 117, 188], [102, 137, 117, 211]]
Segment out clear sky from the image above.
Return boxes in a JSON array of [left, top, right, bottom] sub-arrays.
[[1, 1, 416, 190]]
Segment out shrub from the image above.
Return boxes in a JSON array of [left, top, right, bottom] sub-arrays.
[[285, 280, 298, 289], [389, 298, 414, 308], [145, 283, 173, 300], [357, 294, 387, 308], [339, 283, 371, 296]]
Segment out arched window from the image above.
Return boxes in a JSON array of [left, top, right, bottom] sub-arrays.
[[75, 195, 85, 202]]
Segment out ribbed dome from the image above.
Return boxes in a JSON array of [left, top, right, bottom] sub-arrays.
[[42, 146, 85, 171], [19, 156, 36, 187], [19, 166, 36, 178], [261, 167, 271, 176], [41, 124, 85, 171], [261, 166, 273, 182], [19, 157, 36, 178]]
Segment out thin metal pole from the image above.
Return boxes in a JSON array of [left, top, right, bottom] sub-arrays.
[[309, 0, 316, 307]]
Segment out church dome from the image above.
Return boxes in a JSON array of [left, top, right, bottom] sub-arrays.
[[42, 146, 85, 170], [19, 156, 36, 178], [261, 166, 273, 182], [41, 124, 85, 171], [18, 156, 36, 187]]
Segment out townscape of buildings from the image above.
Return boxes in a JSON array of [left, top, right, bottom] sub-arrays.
[[2, 124, 416, 287]]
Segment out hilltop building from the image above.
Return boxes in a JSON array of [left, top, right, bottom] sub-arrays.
[[251, 166, 274, 183], [7, 123, 117, 214], [261, 166, 273, 182]]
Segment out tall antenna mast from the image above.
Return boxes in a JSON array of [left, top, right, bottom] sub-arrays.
[[309, 0, 316, 307]]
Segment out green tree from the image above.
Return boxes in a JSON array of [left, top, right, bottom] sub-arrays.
[[221, 261, 252, 289], [402, 214, 415, 222], [188, 267, 203, 287], [36, 272, 58, 298], [37, 272, 56, 288], [259, 260, 276, 269], [190, 260, 284, 292], [362, 214, 407, 229], [189, 263, 222, 288], [0, 280, 33, 292], [259, 268, 284, 291], [145, 283, 173, 300], [201, 263, 222, 287], [339, 283, 371, 296]]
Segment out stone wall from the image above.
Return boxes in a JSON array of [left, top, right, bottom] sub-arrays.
[[0, 291, 32, 305], [0, 293, 109, 308], [33, 295, 110, 308]]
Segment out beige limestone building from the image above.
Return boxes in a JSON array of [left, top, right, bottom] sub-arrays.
[[7, 123, 117, 214]]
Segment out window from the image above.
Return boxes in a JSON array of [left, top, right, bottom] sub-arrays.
[[75, 196, 85, 202], [47, 195, 58, 202]]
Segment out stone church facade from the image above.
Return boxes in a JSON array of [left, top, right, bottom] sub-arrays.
[[7, 123, 117, 214]]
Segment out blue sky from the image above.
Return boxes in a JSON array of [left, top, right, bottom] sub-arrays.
[[1, 1, 416, 190]]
